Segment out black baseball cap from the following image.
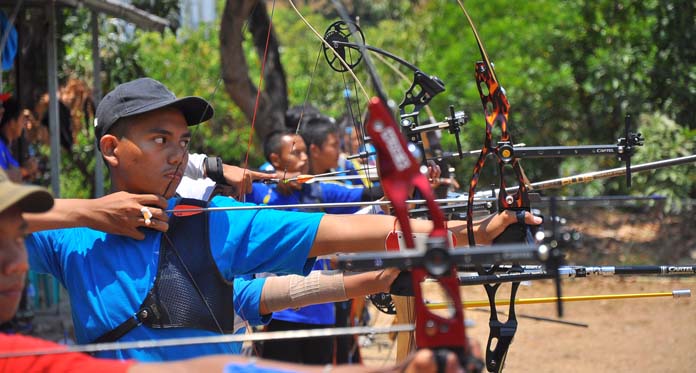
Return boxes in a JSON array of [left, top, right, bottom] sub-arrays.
[[94, 78, 213, 148]]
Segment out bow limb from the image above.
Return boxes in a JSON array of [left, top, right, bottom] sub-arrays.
[[287, 2, 416, 358], [274, 1, 379, 191], [458, 3, 531, 248], [457, 4, 538, 372], [328, 1, 473, 371]]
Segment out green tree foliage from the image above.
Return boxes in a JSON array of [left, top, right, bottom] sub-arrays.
[[54, 0, 693, 205], [136, 25, 261, 165], [648, 0, 696, 128]]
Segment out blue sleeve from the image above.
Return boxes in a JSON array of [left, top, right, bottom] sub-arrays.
[[233, 277, 271, 326], [245, 183, 272, 205], [0, 142, 19, 169], [224, 363, 299, 373], [208, 196, 323, 278], [320, 182, 364, 214], [25, 231, 65, 286]]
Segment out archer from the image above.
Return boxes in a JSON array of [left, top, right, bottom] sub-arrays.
[[23, 77, 540, 362]]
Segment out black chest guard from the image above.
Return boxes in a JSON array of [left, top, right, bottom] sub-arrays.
[[94, 198, 235, 343]]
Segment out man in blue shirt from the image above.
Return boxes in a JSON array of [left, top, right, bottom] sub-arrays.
[[1, 168, 461, 372], [248, 129, 381, 364], [247, 130, 381, 214], [25, 78, 541, 362], [0, 98, 22, 181]]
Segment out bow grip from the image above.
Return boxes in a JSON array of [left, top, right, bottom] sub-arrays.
[[493, 208, 541, 245]]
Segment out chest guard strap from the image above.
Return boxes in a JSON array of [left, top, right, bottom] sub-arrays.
[[93, 198, 235, 343]]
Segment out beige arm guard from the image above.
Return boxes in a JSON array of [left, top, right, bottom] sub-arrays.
[[261, 270, 347, 313]]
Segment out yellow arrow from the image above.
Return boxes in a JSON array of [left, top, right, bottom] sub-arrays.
[[426, 289, 691, 310]]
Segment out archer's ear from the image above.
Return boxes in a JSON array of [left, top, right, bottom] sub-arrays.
[[269, 152, 282, 169], [309, 144, 320, 159], [100, 135, 119, 167]]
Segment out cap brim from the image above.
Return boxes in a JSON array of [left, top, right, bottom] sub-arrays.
[[126, 96, 214, 126], [0, 184, 54, 214]]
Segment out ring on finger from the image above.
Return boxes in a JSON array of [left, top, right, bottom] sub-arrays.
[[141, 207, 153, 225]]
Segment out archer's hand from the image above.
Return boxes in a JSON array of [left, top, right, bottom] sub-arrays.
[[425, 160, 442, 189], [86, 192, 169, 240], [403, 349, 464, 373], [474, 210, 542, 245], [222, 165, 278, 195], [274, 173, 304, 196]]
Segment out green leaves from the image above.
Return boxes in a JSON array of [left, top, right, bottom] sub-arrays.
[[52, 0, 693, 202]]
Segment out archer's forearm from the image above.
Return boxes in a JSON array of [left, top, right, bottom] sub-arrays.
[[260, 271, 345, 315], [259, 269, 395, 315], [310, 214, 436, 257], [24, 199, 92, 232], [310, 212, 523, 257], [310, 214, 480, 256]]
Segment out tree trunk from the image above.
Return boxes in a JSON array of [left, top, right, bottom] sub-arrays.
[[220, 0, 288, 142]]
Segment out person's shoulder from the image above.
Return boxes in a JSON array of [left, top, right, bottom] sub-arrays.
[[258, 162, 275, 172], [30, 226, 104, 240], [209, 195, 240, 206], [209, 195, 266, 210]]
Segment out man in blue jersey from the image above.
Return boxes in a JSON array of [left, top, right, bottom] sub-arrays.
[[247, 129, 377, 364], [25, 77, 541, 362], [246, 130, 382, 214], [2, 168, 461, 372]]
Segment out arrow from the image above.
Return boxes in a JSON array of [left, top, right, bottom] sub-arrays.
[[426, 289, 691, 310], [168, 196, 496, 216], [0, 324, 414, 358], [475, 154, 696, 197]]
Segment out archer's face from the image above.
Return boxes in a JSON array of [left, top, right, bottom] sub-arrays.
[[274, 134, 309, 174], [350, 128, 360, 155], [0, 206, 28, 323], [4, 117, 23, 142], [107, 108, 191, 198], [310, 132, 340, 174]]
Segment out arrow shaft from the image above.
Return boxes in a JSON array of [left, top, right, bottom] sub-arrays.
[[526, 154, 696, 192], [473, 154, 696, 197], [427, 290, 690, 310], [167, 196, 495, 214], [0, 324, 413, 358]]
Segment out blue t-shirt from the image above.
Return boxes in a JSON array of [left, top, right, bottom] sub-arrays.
[[245, 182, 363, 325], [245, 182, 363, 215], [26, 196, 323, 362], [0, 140, 19, 169], [258, 162, 275, 173]]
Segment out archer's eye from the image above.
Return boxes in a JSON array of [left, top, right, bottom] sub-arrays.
[[154, 137, 165, 145], [180, 139, 190, 148]]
